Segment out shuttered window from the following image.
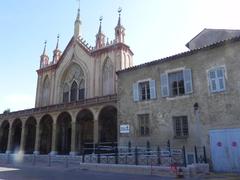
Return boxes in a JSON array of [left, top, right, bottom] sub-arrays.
[[132, 80, 156, 101], [139, 81, 150, 100], [160, 69, 193, 97], [208, 67, 226, 93]]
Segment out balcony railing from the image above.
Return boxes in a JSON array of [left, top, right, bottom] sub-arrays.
[[0, 94, 117, 119]]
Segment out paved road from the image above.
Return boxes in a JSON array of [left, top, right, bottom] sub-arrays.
[[0, 165, 239, 180], [0, 165, 179, 180], [0, 165, 198, 180]]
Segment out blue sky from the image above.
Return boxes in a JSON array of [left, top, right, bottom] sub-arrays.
[[1, 0, 240, 112]]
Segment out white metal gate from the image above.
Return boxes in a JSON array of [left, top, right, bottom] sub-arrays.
[[210, 128, 240, 172]]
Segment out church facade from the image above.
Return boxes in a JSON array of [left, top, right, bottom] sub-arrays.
[[0, 7, 240, 172], [0, 9, 133, 155]]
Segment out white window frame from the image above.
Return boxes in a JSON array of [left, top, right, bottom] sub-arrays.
[[207, 66, 226, 93], [168, 71, 185, 97], [133, 79, 156, 102], [138, 114, 150, 136], [161, 68, 193, 98], [173, 116, 189, 138], [138, 81, 151, 101]]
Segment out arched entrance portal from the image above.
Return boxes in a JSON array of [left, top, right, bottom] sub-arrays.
[[76, 109, 94, 154], [39, 115, 53, 154], [57, 112, 71, 155], [24, 117, 36, 154], [0, 121, 9, 153], [99, 106, 117, 143], [11, 119, 22, 152]]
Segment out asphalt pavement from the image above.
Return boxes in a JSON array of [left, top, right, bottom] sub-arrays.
[[0, 164, 239, 180]]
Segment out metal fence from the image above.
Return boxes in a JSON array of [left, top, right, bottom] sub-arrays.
[[0, 141, 207, 168], [81, 141, 208, 167]]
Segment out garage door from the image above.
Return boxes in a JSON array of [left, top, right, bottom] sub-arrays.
[[210, 128, 240, 172]]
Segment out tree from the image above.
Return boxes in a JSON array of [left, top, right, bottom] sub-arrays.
[[3, 109, 10, 114]]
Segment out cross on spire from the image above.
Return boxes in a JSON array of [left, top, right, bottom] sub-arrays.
[[76, 0, 80, 18], [74, 0, 81, 37], [56, 34, 60, 49], [117, 7, 122, 26], [98, 16, 103, 33], [77, 0, 80, 10], [43, 40, 47, 55]]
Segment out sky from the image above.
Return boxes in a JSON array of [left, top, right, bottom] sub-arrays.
[[1, 0, 240, 113]]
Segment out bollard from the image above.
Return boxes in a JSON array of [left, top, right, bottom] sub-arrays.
[[135, 146, 138, 165], [115, 147, 119, 164], [203, 146, 207, 163], [146, 141, 150, 155], [32, 154, 36, 166], [128, 141, 131, 154], [182, 146, 186, 167], [157, 146, 161, 165], [7, 153, 10, 164], [48, 154, 51, 167], [194, 146, 198, 163], [65, 156, 69, 168], [82, 153, 85, 163], [97, 146, 100, 163]]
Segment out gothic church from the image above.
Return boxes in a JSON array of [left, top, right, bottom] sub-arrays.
[[0, 8, 133, 155]]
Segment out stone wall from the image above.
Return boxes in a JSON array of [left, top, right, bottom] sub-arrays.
[[117, 40, 240, 163]]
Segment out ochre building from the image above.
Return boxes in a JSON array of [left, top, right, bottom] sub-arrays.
[[117, 29, 240, 171]]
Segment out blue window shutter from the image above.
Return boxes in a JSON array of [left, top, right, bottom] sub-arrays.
[[149, 80, 156, 99], [183, 69, 193, 94], [208, 69, 217, 93], [133, 83, 139, 101], [217, 67, 226, 91], [160, 73, 169, 97]]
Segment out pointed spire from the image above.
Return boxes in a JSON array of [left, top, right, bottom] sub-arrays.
[[115, 7, 125, 43], [53, 34, 62, 64], [76, 8, 80, 22], [40, 40, 49, 68], [95, 16, 105, 49], [76, 0, 81, 22], [117, 7, 122, 26], [74, 1, 81, 38], [56, 34, 60, 49], [42, 41, 47, 55], [98, 16, 103, 34]]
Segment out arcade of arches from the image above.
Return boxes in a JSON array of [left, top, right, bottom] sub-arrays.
[[0, 105, 117, 155]]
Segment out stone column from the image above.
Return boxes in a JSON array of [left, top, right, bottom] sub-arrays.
[[50, 116, 57, 155], [19, 120, 26, 154], [93, 119, 99, 144], [34, 120, 40, 155], [6, 122, 13, 154], [70, 121, 76, 155]]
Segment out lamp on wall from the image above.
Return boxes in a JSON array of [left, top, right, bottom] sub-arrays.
[[193, 102, 202, 147], [193, 102, 199, 112]]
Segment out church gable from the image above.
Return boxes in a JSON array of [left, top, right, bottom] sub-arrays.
[[35, 7, 133, 107]]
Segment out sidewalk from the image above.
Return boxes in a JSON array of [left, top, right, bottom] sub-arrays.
[[202, 172, 240, 180]]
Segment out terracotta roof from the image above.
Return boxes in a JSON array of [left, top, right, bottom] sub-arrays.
[[117, 35, 240, 74]]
